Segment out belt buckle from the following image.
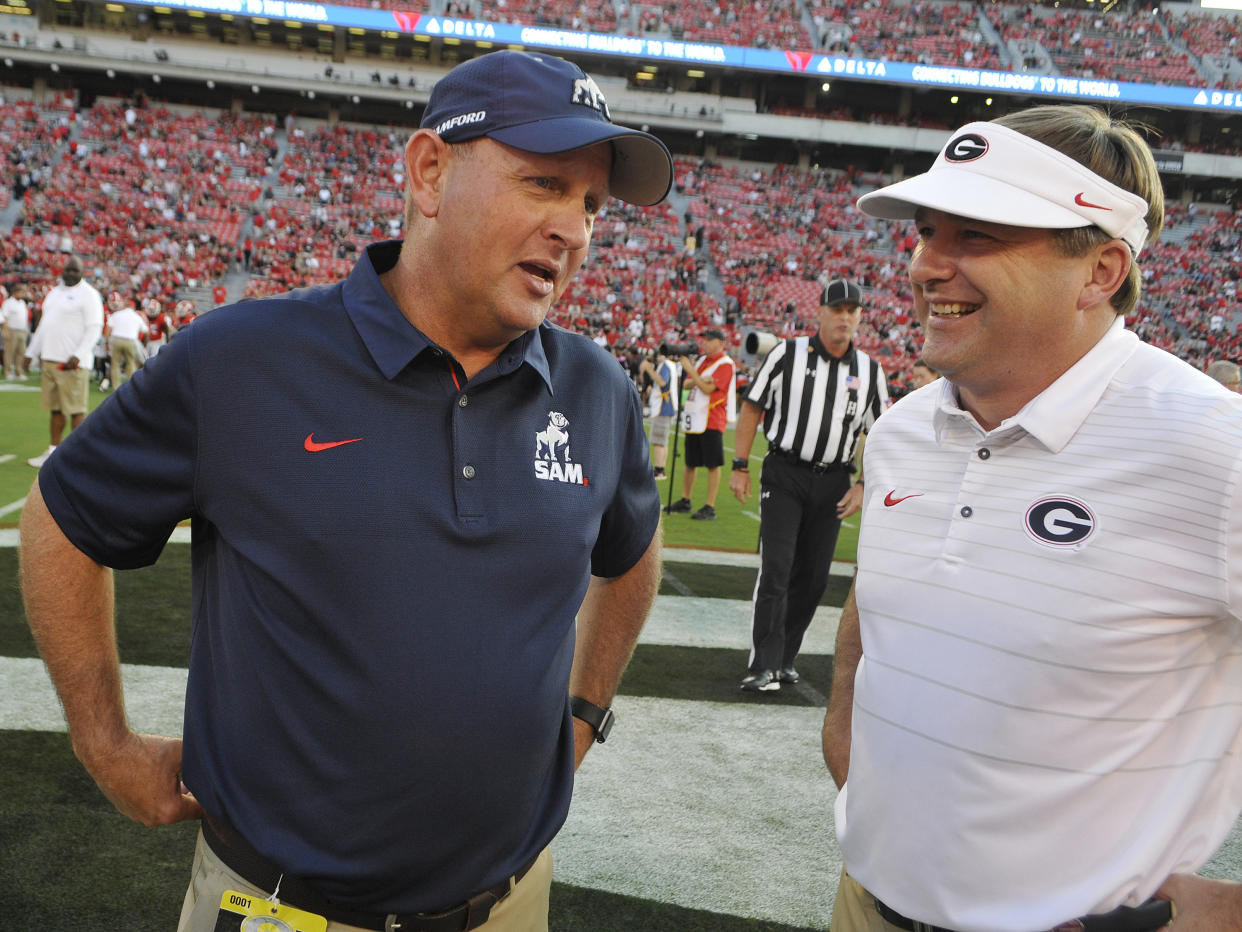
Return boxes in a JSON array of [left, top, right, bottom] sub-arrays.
[[811, 461, 830, 474]]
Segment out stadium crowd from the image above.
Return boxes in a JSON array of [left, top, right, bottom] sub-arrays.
[[419, 0, 1242, 91], [1, 87, 1240, 397]]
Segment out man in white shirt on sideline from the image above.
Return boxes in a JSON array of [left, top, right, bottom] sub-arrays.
[[824, 106, 1242, 932], [103, 291, 147, 389], [2, 283, 31, 379], [25, 255, 104, 468]]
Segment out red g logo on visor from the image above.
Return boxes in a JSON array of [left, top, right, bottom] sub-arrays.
[[944, 133, 989, 163]]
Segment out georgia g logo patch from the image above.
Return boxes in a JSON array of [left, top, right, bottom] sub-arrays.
[[944, 132, 989, 163], [1024, 496, 1096, 549]]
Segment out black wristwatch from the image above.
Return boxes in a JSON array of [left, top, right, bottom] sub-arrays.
[[731, 457, 749, 471], [570, 696, 615, 744]]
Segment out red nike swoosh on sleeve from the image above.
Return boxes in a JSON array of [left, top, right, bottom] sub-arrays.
[[883, 491, 923, 507], [304, 434, 363, 452]]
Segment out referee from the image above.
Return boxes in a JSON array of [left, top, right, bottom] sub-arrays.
[[729, 279, 889, 692]]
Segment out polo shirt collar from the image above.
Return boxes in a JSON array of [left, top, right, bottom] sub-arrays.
[[933, 316, 1139, 452], [342, 240, 553, 390]]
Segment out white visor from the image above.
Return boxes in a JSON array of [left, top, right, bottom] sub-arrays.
[[857, 121, 1151, 256]]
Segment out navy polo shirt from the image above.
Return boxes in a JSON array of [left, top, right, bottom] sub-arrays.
[[39, 241, 660, 914]]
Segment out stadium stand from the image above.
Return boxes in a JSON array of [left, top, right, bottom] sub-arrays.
[[1, 1, 1241, 398]]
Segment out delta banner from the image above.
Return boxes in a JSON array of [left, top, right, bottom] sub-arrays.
[[125, 0, 1242, 114]]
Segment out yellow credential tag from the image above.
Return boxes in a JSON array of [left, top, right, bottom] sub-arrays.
[[217, 890, 328, 932]]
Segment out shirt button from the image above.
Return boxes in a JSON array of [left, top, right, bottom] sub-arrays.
[[458, 395, 469, 408], [977, 448, 990, 460], [960, 506, 973, 518], [462, 464, 476, 480]]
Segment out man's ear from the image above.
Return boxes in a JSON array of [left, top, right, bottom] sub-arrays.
[[404, 129, 450, 220], [1078, 239, 1131, 312]]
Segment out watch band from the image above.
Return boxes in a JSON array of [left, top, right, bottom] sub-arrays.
[[731, 457, 749, 471], [569, 696, 615, 744]]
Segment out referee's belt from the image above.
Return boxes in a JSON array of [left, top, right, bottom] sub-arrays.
[[873, 893, 1173, 932], [202, 814, 538, 932], [766, 446, 852, 475]]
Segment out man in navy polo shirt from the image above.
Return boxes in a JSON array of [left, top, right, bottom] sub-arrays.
[[20, 51, 672, 932]]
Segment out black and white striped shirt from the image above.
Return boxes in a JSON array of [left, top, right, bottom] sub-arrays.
[[744, 335, 889, 466]]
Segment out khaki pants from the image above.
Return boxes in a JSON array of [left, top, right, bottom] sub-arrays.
[[40, 360, 90, 415], [4, 330, 27, 376], [830, 870, 905, 932], [110, 337, 143, 385], [177, 830, 553, 932]]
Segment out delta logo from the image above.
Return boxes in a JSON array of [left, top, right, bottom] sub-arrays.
[[534, 411, 588, 486]]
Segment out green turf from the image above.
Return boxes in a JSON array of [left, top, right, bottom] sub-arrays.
[[0, 381, 862, 564], [2, 548, 849, 667], [0, 729, 828, 931], [550, 884, 824, 932], [660, 561, 853, 604], [0, 547, 193, 665], [0, 729, 199, 930], [619, 645, 834, 705]]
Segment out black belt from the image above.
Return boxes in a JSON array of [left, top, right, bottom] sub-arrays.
[[767, 446, 851, 474], [874, 894, 1173, 932], [202, 816, 537, 932]]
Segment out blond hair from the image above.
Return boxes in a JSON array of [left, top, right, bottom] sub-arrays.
[[994, 106, 1164, 317]]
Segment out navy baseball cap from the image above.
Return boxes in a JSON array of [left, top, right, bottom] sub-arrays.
[[420, 50, 673, 206]]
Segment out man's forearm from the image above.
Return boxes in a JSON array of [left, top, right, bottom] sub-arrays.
[[19, 479, 128, 764], [733, 401, 763, 462], [823, 582, 861, 789], [570, 529, 662, 707]]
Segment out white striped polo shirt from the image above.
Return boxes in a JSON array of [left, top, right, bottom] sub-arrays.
[[837, 318, 1242, 932]]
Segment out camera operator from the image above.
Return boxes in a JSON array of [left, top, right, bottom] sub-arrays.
[[667, 328, 734, 520], [638, 346, 679, 479]]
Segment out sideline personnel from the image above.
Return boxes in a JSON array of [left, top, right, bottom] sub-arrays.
[[825, 106, 1242, 931], [21, 50, 672, 932], [729, 279, 887, 692], [24, 255, 104, 468]]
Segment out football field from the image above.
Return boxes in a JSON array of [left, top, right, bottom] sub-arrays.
[[2, 377, 1241, 929], [0, 529, 849, 931]]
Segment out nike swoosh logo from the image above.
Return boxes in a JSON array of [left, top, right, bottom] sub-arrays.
[[884, 491, 923, 507], [1074, 192, 1111, 211], [304, 433, 362, 452]]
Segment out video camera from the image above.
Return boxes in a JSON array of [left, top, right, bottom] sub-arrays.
[[659, 342, 698, 358], [744, 331, 780, 357]]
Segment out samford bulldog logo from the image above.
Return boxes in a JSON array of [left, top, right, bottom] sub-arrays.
[[571, 75, 611, 120], [535, 411, 588, 485]]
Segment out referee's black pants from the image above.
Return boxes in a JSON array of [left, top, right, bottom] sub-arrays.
[[749, 453, 851, 674]]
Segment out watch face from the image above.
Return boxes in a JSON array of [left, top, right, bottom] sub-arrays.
[[596, 708, 615, 743]]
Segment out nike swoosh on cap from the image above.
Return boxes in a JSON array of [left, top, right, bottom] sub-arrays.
[[1073, 192, 1112, 211], [883, 491, 923, 507], [304, 433, 363, 452]]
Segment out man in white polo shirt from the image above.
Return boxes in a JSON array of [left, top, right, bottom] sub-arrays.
[[2, 283, 31, 380], [824, 106, 1242, 931], [103, 291, 147, 388], [25, 255, 104, 468]]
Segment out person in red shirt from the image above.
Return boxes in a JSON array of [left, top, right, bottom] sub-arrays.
[[142, 298, 177, 358], [666, 328, 734, 520]]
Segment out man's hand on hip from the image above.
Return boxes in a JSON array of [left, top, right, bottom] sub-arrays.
[[81, 731, 205, 827], [1157, 873, 1242, 930]]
